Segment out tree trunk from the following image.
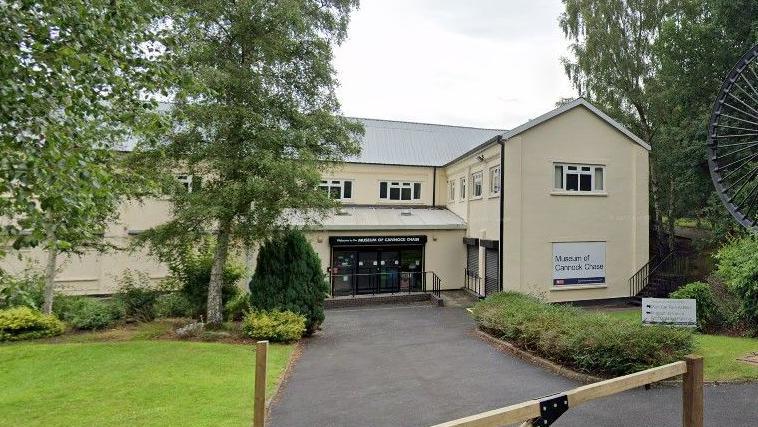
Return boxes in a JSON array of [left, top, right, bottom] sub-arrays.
[[207, 220, 231, 326], [667, 180, 676, 253], [42, 226, 58, 315]]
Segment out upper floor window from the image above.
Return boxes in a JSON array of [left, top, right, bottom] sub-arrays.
[[472, 171, 483, 198], [379, 181, 421, 201], [554, 163, 605, 192], [176, 174, 200, 192], [448, 180, 455, 201], [459, 177, 466, 199], [320, 179, 352, 199], [490, 165, 501, 194]]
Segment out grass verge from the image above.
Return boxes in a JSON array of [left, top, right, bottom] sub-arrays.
[[602, 308, 758, 382], [0, 326, 294, 426]]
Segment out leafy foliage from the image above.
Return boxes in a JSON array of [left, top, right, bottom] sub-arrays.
[[473, 292, 693, 377], [0, 306, 65, 341], [224, 292, 251, 322], [132, 0, 362, 325], [53, 296, 120, 330], [249, 230, 327, 335], [0, 270, 44, 310], [242, 310, 306, 343], [715, 235, 758, 326], [670, 282, 733, 332], [155, 293, 194, 318], [115, 270, 159, 322]]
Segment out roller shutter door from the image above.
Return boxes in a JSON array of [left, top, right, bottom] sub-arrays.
[[484, 247, 499, 296], [466, 245, 479, 275]]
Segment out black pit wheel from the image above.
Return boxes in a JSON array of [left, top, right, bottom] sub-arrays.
[[708, 44, 758, 231]]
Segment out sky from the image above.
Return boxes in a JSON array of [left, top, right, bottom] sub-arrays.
[[333, 0, 576, 130]]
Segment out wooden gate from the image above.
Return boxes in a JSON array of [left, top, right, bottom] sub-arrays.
[[432, 355, 703, 427]]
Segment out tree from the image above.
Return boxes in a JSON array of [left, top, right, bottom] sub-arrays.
[[249, 230, 327, 335], [560, 0, 674, 251], [134, 0, 362, 326], [0, 1, 171, 313]]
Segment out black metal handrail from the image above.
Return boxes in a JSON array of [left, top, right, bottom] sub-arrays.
[[330, 271, 441, 298], [629, 251, 689, 297], [464, 267, 484, 297]]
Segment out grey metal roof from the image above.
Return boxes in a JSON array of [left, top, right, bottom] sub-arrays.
[[348, 118, 505, 166], [290, 207, 467, 230]]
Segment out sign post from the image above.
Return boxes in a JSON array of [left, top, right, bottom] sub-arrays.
[[253, 340, 268, 427], [642, 298, 697, 327]]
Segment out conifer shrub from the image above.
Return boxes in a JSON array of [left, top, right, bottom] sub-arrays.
[[472, 292, 694, 377], [249, 230, 327, 335], [0, 306, 65, 341]]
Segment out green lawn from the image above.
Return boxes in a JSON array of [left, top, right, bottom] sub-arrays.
[[0, 334, 293, 426], [602, 309, 758, 382]]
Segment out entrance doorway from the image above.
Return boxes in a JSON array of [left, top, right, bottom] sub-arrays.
[[331, 247, 424, 296]]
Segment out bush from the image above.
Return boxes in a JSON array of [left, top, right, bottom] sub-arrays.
[[0, 270, 44, 310], [249, 230, 327, 335], [472, 292, 694, 377], [164, 239, 245, 318], [715, 235, 758, 326], [224, 292, 251, 321], [670, 282, 732, 332], [242, 310, 306, 342], [115, 270, 158, 322], [53, 296, 119, 330], [0, 306, 65, 341], [155, 292, 194, 318]]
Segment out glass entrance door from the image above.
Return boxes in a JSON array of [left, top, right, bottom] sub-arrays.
[[379, 251, 400, 292], [332, 251, 356, 296], [400, 249, 423, 291], [356, 251, 378, 294]]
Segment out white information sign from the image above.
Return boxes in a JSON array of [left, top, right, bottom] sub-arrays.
[[642, 298, 697, 327], [552, 241, 606, 286]]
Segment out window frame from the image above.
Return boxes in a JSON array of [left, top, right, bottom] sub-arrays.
[[471, 171, 483, 198], [553, 163, 606, 194], [319, 179, 353, 200], [448, 180, 456, 202], [459, 177, 466, 200], [176, 174, 193, 192], [489, 165, 501, 195], [378, 181, 422, 201]]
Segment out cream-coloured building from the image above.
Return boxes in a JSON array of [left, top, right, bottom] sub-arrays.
[[2, 98, 649, 302]]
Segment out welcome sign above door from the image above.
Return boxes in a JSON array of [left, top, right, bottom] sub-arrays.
[[552, 241, 606, 285], [329, 235, 427, 247]]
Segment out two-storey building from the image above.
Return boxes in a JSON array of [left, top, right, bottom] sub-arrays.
[[2, 98, 649, 303]]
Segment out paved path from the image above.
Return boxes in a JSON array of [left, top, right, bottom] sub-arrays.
[[269, 304, 758, 426]]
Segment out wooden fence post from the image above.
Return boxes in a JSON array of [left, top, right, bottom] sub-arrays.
[[254, 340, 269, 427], [682, 355, 703, 427]]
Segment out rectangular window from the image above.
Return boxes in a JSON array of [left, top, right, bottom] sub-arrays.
[[490, 166, 501, 194], [472, 171, 483, 197], [379, 181, 422, 201], [459, 177, 466, 199], [553, 163, 605, 193], [176, 174, 193, 192], [319, 179, 353, 199], [448, 180, 455, 201]]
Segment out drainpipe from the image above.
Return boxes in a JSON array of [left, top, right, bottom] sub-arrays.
[[432, 166, 437, 207], [498, 135, 504, 292]]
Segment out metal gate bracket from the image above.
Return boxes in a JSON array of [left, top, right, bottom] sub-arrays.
[[531, 394, 569, 426]]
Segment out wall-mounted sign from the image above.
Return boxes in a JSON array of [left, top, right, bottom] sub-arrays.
[[552, 241, 606, 285], [642, 298, 697, 327], [329, 235, 427, 247]]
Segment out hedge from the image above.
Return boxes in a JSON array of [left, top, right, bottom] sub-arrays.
[[242, 310, 306, 342], [472, 292, 694, 377]]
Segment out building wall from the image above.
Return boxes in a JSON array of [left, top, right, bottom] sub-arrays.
[[2, 200, 173, 294], [304, 228, 467, 290], [319, 162, 438, 206], [501, 106, 649, 302]]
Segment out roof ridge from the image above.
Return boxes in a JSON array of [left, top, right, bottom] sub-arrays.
[[349, 116, 507, 132]]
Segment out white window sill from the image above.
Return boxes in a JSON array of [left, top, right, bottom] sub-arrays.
[[470, 196, 483, 201], [550, 191, 608, 197], [488, 193, 500, 199], [550, 284, 607, 291]]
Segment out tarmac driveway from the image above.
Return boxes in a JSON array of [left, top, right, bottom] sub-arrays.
[[268, 304, 758, 426]]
